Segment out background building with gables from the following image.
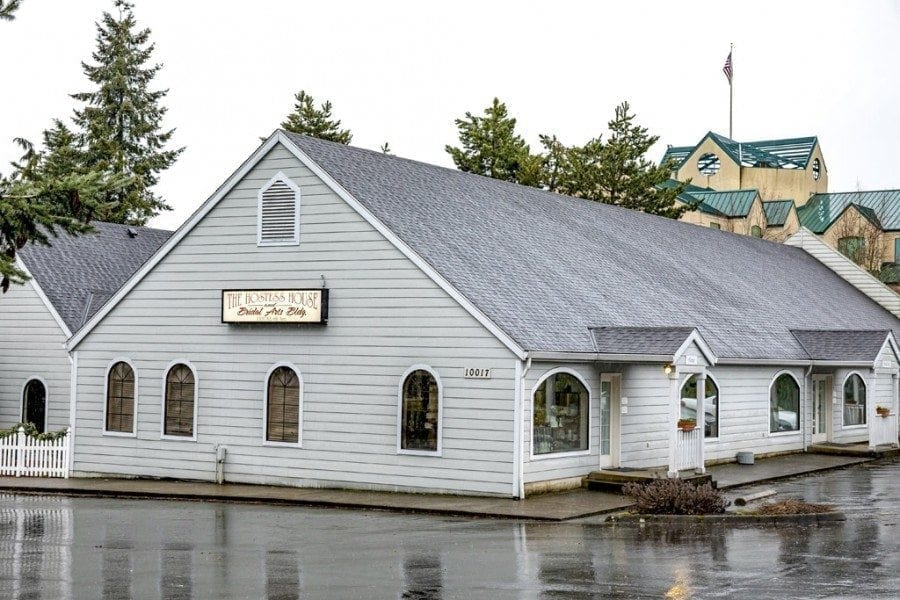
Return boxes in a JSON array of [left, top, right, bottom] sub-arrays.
[[662, 132, 900, 288]]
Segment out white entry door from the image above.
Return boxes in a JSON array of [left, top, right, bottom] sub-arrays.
[[599, 374, 621, 468], [811, 375, 832, 444]]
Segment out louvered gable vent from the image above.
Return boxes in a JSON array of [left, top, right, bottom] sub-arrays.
[[258, 175, 299, 245]]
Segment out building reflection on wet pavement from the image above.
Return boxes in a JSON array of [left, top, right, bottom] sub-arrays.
[[0, 458, 897, 599]]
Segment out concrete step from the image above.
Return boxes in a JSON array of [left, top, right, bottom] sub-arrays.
[[808, 443, 900, 458], [585, 470, 716, 493]]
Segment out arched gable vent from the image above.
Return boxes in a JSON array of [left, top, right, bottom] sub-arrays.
[[258, 173, 300, 246]]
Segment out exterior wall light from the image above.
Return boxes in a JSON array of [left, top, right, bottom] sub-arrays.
[[663, 363, 674, 376]]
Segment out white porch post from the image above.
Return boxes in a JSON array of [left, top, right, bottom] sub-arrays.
[[868, 371, 877, 451], [667, 372, 679, 477], [695, 371, 707, 474]]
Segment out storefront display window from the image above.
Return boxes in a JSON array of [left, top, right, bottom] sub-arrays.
[[532, 371, 588, 455]]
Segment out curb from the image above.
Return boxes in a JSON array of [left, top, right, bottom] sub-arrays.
[[606, 511, 846, 526], [0, 481, 581, 522]]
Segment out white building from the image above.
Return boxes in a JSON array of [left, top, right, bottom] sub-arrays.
[[7, 132, 899, 497], [0, 223, 169, 434]]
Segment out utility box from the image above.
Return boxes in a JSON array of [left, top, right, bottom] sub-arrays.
[[736, 451, 754, 465]]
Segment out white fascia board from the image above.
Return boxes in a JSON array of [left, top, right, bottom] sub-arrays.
[[16, 257, 72, 338], [876, 332, 900, 366], [68, 134, 285, 350], [674, 328, 718, 365], [528, 351, 672, 363], [276, 132, 526, 360]]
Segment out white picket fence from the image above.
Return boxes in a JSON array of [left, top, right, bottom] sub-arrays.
[[870, 414, 898, 448], [0, 427, 70, 478], [674, 427, 702, 471]]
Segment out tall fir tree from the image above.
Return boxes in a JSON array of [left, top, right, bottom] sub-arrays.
[[594, 101, 686, 218], [281, 90, 353, 144], [71, 0, 182, 225], [445, 98, 540, 185], [1, 0, 128, 291]]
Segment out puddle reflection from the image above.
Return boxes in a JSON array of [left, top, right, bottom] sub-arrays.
[[265, 549, 300, 600], [401, 552, 443, 599]]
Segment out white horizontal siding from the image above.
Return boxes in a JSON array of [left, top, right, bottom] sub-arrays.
[[73, 144, 518, 496], [523, 362, 601, 483], [702, 365, 808, 462], [0, 280, 70, 431]]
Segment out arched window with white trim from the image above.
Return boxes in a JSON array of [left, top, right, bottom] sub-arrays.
[[163, 363, 197, 438], [399, 366, 441, 454], [680, 375, 719, 438], [770, 373, 800, 433], [265, 365, 301, 443], [843, 373, 866, 426], [532, 370, 589, 456], [106, 361, 136, 434], [257, 173, 300, 246], [22, 378, 47, 434]]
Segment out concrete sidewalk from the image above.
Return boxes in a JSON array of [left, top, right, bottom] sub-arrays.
[[0, 453, 871, 521]]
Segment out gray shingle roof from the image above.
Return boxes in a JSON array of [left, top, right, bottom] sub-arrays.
[[590, 327, 695, 356], [18, 222, 171, 332], [284, 132, 900, 360], [791, 329, 890, 362]]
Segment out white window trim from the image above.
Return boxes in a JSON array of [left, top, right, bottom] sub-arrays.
[[768, 370, 802, 436], [679, 372, 721, 441], [257, 171, 301, 247], [397, 364, 443, 457], [159, 360, 199, 442], [262, 362, 303, 448], [103, 357, 138, 438], [840, 371, 868, 429], [20, 376, 49, 434], [529, 367, 592, 461]]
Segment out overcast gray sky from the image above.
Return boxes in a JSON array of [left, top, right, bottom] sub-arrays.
[[2, 0, 899, 230]]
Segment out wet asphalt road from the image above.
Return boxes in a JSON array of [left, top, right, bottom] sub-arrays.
[[0, 458, 897, 599]]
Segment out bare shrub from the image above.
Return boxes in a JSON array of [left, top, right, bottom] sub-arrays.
[[752, 498, 834, 515], [623, 478, 727, 515]]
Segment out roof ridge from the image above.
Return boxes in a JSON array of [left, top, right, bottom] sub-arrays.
[[812, 188, 900, 196]]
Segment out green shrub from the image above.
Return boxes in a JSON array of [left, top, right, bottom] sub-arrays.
[[623, 478, 727, 515]]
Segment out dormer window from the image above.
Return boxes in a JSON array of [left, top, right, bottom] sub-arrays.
[[697, 152, 721, 176], [258, 173, 300, 246], [812, 158, 821, 181]]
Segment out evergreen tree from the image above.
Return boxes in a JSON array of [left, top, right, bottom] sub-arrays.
[[71, 0, 183, 225], [281, 90, 352, 144], [2, 134, 127, 291], [594, 101, 686, 218], [445, 98, 540, 185], [1, 0, 127, 291], [0, 0, 21, 22]]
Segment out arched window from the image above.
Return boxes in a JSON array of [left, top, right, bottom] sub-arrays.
[[770, 373, 800, 433], [22, 379, 47, 434], [812, 158, 821, 181], [843, 374, 866, 426], [164, 363, 196, 438], [532, 370, 589, 456], [266, 366, 300, 443], [750, 225, 762, 238], [680, 375, 719, 437], [106, 361, 136, 434], [399, 367, 441, 453]]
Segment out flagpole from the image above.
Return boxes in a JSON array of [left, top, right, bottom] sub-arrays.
[[729, 43, 733, 139]]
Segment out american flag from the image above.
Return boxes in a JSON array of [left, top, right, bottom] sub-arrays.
[[722, 51, 733, 84]]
